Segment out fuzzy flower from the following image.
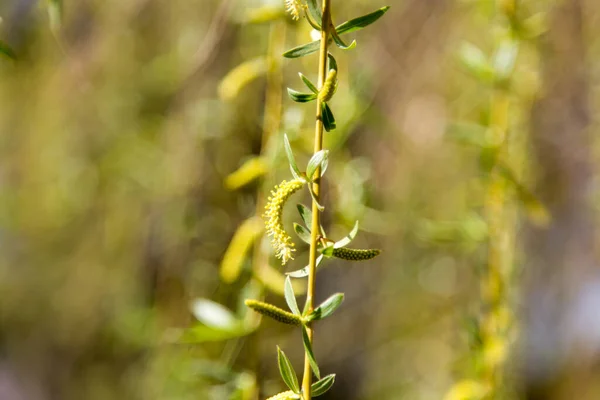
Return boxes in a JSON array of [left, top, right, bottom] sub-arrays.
[[264, 178, 305, 265], [285, 0, 305, 20], [266, 390, 300, 400]]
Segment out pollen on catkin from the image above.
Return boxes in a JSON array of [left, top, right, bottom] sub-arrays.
[[264, 178, 305, 265], [318, 69, 338, 102], [285, 0, 305, 20], [245, 299, 303, 326], [332, 247, 381, 261], [266, 390, 300, 400]]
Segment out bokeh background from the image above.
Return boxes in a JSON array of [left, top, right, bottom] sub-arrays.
[[1, 0, 599, 399]]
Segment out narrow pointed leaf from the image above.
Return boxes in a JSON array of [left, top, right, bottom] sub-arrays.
[[277, 347, 300, 393], [284, 276, 301, 315], [334, 221, 360, 248], [306, 150, 328, 181], [305, 8, 322, 31], [287, 254, 324, 278], [308, 293, 344, 321], [288, 88, 318, 103], [335, 6, 391, 35], [299, 73, 319, 94], [457, 42, 495, 83], [0, 40, 16, 60], [283, 40, 320, 58], [308, 184, 325, 211], [321, 103, 336, 132], [306, 0, 322, 25], [331, 27, 356, 50], [327, 53, 338, 72], [293, 223, 311, 244], [297, 204, 312, 230], [302, 326, 321, 379], [311, 374, 336, 397], [284, 134, 301, 179]]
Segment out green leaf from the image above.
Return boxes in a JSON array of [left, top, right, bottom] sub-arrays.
[[327, 53, 338, 72], [311, 374, 336, 397], [306, 0, 322, 25], [307, 183, 325, 211], [47, 0, 63, 33], [302, 326, 321, 379], [335, 6, 391, 35], [284, 134, 302, 179], [331, 27, 356, 50], [293, 223, 311, 244], [299, 73, 319, 94], [334, 221, 359, 248], [287, 88, 318, 103], [321, 245, 334, 257], [308, 293, 344, 321], [287, 254, 324, 278], [297, 204, 312, 230], [283, 40, 321, 58], [0, 40, 16, 60], [493, 39, 519, 80], [457, 42, 495, 83], [306, 150, 329, 181], [277, 346, 300, 393], [284, 276, 301, 315], [321, 103, 336, 132]]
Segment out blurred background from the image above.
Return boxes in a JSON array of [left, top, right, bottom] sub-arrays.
[[0, 0, 599, 399]]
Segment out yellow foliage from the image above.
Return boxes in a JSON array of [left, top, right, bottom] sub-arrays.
[[220, 217, 264, 283], [444, 380, 490, 400]]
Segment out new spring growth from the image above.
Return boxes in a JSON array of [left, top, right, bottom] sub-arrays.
[[264, 178, 306, 264], [285, 0, 305, 20], [318, 69, 338, 103], [332, 247, 381, 261], [245, 299, 304, 326], [267, 391, 300, 400]]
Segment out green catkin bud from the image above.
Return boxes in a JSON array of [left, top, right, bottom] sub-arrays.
[[266, 390, 300, 400], [318, 69, 338, 102], [331, 247, 381, 261], [245, 299, 304, 326], [264, 179, 305, 264]]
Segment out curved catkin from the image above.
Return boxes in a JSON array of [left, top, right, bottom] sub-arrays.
[[318, 69, 338, 102], [264, 179, 305, 264], [245, 299, 303, 326], [285, 0, 304, 20], [331, 247, 381, 261], [266, 390, 300, 400]]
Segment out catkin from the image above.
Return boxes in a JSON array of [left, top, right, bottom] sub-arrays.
[[266, 390, 300, 400], [318, 69, 338, 102], [245, 299, 303, 326], [331, 247, 381, 261]]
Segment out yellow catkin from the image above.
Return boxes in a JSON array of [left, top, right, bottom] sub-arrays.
[[245, 299, 303, 326], [264, 179, 305, 264], [331, 247, 381, 261], [318, 69, 338, 102], [285, 0, 304, 20], [266, 390, 300, 400]]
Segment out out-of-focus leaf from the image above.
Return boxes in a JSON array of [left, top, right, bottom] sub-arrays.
[[444, 380, 490, 400], [445, 121, 491, 148], [322, 103, 336, 132], [457, 42, 495, 83], [335, 6, 390, 35], [498, 164, 550, 227], [219, 217, 263, 283], [225, 157, 268, 190], [191, 299, 239, 330], [493, 39, 519, 80], [301, 326, 321, 379], [48, 0, 62, 33], [218, 57, 268, 100], [311, 374, 336, 397], [255, 263, 307, 294], [287, 88, 318, 103], [0, 40, 16, 60], [284, 276, 300, 315], [307, 293, 344, 321], [244, 6, 286, 24], [175, 324, 252, 343], [277, 347, 300, 393]]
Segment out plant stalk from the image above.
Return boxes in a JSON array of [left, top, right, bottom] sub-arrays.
[[302, 0, 331, 398]]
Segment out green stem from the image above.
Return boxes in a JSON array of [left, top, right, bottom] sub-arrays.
[[302, 1, 331, 398]]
